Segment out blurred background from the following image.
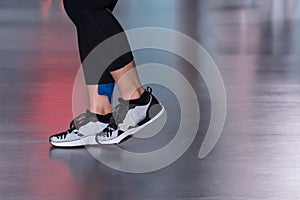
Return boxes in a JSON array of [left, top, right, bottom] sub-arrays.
[[1, 0, 300, 199]]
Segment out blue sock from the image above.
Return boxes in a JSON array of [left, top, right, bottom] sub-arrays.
[[98, 83, 115, 103]]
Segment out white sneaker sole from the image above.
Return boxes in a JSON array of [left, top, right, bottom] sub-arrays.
[[50, 135, 99, 147], [97, 104, 166, 145]]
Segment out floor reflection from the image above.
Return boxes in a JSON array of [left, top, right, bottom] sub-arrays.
[[2, 0, 300, 199]]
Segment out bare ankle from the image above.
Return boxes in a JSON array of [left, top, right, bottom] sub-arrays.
[[124, 87, 145, 100], [89, 95, 112, 115]]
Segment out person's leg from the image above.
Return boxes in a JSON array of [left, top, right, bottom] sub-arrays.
[[75, 1, 120, 115], [50, 0, 164, 147], [110, 61, 144, 100], [67, 0, 137, 111], [50, 0, 125, 147], [75, 1, 165, 145], [77, 0, 119, 114], [78, 32, 114, 114], [97, 61, 165, 145]]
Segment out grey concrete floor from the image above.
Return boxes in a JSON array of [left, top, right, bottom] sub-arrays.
[[1, 0, 300, 199]]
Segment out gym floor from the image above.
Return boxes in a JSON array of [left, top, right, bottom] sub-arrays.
[[1, 0, 300, 199]]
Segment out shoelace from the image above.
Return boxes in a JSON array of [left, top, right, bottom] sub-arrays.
[[113, 87, 152, 124], [99, 87, 153, 138], [58, 110, 94, 139], [113, 98, 131, 124], [100, 99, 131, 138]]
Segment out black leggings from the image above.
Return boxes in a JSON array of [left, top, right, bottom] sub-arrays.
[[63, 0, 134, 84]]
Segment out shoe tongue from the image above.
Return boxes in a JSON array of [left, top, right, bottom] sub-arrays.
[[86, 109, 93, 116], [85, 109, 98, 120], [118, 98, 129, 104]]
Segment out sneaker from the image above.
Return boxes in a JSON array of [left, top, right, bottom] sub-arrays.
[[96, 87, 165, 144], [49, 110, 111, 147]]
